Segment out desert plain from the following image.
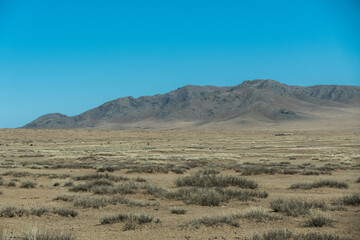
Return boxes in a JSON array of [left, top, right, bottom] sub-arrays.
[[0, 129, 359, 239]]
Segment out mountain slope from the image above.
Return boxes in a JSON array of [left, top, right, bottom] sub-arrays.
[[23, 79, 360, 130]]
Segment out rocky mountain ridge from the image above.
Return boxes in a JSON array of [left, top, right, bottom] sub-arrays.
[[23, 79, 360, 130]]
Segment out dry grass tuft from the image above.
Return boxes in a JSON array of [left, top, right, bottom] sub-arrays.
[[290, 180, 349, 190], [270, 199, 327, 216]]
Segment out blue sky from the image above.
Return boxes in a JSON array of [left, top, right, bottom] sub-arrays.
[[0, 0, 359, 128]]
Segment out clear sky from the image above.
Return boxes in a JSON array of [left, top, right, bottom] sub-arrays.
[[0, 0, 359, 128]]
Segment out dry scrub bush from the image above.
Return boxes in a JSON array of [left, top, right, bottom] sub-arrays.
[[0, 206, 77, 218], [187, 208, 278, 227], [170, 208, 187, 214], [100, 213, 156, 231], [240, 165, 279, 175], [290, 180, 348, 190], [174, 173, 258, 189], [23, 227, 75, 240], [305, 211, 333, 227], [250, 229, 345, 240], [270, 199, 327, 216], [73, 173, 128, 182], [333, 193, 360, 206], [54, 195, 158, 209], [20, 181, 37, 188]]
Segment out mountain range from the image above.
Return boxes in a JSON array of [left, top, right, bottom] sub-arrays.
[[23, 79, 360, 130]]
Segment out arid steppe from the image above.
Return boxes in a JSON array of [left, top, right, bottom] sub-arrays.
[[0, 129, 359, 239]]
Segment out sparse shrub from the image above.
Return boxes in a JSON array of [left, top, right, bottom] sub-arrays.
[[199, 168, 220, 175], [69, 180, 113, 192], [53, 195, 75, 202], [305, 211, 333, 227], [23, 227, 76, 240], [338, 193, 360, 206], [7, 181, 16, 187], [64, 180, 74, 187], [69, 183, 90, 192], [188, 208, 279, 226], [122, 220, 137, 231], [171, 167, 185, 174], [2, 171, 32, 177], [48, 174, 70, 179], [251, 229, 345, 240], [282, 169, 299, 175], [91, 182, 139, 195], [134, 177, 147, 182], [215, 188, 268, 201], [243, 208, 280, 221], [0, 206, 26, 217], [53, 182, 60, 187], [29, 207, 49, 217], [270, 198, 326, 216], [174, 173, 258, 189], [0, 191, 2, 195], [73, 173, 128, 182], [71, 195, 157, 209], [73, 196, 108, 209], [170, 208, 187, 214], [175, 188, 224, 206], [96, 166, 119, 173], [126, 165, 170, 174], [187, 214, 240, 227], [240, 165, 279, 176], [356, 177, 360, 183], [290, 180, 348, 190], [251, 229, 293, 240], [301, 170, 331, 175], [0, 227, 11, 240], [100, 213, 154, 230], [143, 184, 169, 197], [0, 206, 78, 218], [52, 208, 78, 217], [20, 181, 37, 188], [0, 177, 3, 186]]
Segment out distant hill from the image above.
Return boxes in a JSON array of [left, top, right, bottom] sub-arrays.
[[23, 79, 360, 130]]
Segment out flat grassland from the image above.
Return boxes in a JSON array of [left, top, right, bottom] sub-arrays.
[[0, 129, 359, 240]]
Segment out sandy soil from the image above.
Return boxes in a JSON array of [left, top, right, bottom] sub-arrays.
[[0, 129, 359, 239]]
